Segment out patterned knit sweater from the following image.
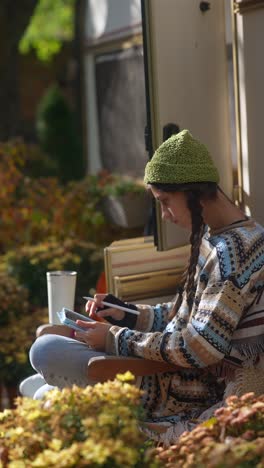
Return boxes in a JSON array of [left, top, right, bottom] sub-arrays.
[[105, 219, 264, 422]]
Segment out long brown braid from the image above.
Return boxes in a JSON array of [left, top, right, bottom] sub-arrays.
[[150, 182, 217, 319], [170, 192, 205, 318]]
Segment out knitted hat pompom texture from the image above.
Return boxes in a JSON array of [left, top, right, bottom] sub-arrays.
[[144, 129, 220, 185]]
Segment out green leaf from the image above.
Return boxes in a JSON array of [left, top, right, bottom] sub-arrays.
[[19, 0, 76, 62]]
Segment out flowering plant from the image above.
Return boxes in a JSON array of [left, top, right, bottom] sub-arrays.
[[0, 373, 157, 467], [155, 392, 264, 467]]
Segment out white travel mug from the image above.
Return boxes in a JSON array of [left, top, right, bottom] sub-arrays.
[[46, 271, 77, 324]]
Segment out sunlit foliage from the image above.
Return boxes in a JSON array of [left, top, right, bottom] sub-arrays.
[[19, 0, 76, 62], [0, 375, 156, 467], [155, 393, 264, 467]]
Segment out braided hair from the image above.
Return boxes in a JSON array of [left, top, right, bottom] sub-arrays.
[[151, 182, 218, 319]]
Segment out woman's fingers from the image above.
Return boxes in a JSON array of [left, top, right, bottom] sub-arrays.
[[94, 293, 107, 304], [75, 320, 111, 350], [76, 320, 96, 328], [85, 293, 107, 318], [74, 320, 95, 341], [96, 307, 124, 320], [89, 301, 98, 318], [92, 294, 107, 317], [96, 307, 115, 317], [85, 293, 125, 322]]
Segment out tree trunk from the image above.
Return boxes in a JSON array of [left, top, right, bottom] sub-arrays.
[[0, 0, 38, 141]]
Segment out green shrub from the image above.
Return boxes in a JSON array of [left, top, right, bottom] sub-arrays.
[[4, 239, 104, 308], [36, 84, 84, 183]]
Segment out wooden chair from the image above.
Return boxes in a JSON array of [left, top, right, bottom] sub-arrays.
[[87, 355, 178, 382]]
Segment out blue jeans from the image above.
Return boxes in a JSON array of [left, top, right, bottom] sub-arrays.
[[29, 335, 106, 395]]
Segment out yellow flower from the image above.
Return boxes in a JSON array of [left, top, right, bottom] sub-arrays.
[[0, 409, 12, 421], [6, 427, 24, 437], [8, 461, 26, 468], [26, 410, 43, 421], [116, 370, 135, 382], [48, 438, 63, 451]]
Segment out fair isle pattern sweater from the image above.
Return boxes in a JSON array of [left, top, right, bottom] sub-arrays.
[[105, 219, 264, 421]]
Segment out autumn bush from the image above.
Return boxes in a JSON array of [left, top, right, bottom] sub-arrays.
[[0, 140, 109, 252], [0, 140, 145, 389], [4, 239, 104, 307], [0, 272, 29, 327], [0, 141, 104, 387], [0, 140, 144, 253], [154, 392, 264, 468], [0, 272, 47, 385], [1, 375, 263, 468], [0, 373, 157, 467]]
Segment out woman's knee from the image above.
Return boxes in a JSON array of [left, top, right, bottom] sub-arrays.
[[30, 334, 70, 373], [29, 335, 107, 388]]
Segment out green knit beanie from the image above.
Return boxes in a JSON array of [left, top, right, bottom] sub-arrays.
[[144, 129, 219, 185]]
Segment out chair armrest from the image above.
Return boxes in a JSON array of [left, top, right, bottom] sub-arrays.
[[36, 323, 73, 338], [87, 355, 179, 382]]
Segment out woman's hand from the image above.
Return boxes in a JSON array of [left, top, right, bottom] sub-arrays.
[[85, 293, 125, 322], [74, 320, 112, 351]]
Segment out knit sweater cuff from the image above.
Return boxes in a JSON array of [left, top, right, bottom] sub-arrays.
[[105, 325, 123, 355], [135, 304, 154, 331]]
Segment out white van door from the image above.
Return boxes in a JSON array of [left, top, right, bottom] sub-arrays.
[[142, 0, 233, 249]]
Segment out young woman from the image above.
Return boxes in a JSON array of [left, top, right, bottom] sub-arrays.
[[28, 129, 264, 443]]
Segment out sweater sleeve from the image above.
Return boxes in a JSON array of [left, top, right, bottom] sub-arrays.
[[133, 302, 173, 332], [105, 278, 246, 368]]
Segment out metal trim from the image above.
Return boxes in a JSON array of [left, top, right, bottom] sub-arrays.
[[234, 0, 264, 14], [141, 0, 167, 250], [82, 33, 143, 54], [231, 0, 244, 208]]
